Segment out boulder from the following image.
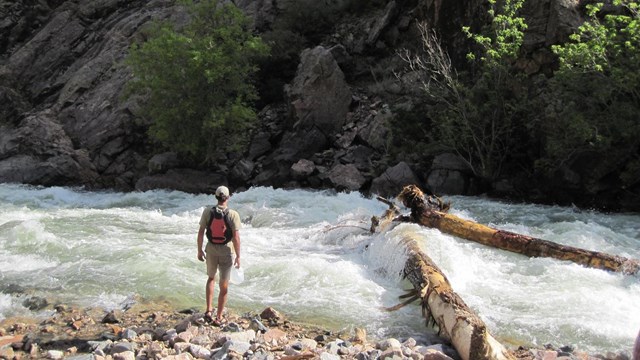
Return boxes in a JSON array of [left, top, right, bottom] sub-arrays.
[[356, 110, 392, 152], [425, 153, 473, 195], [148, 152, 179, 175], [291, 159, 316, 180], [328, 164, 366, 191], [370, 162, 422, 198], [0, 113, 99, 186], [285, 46, 351, 136], [229, 159, 255, 185]]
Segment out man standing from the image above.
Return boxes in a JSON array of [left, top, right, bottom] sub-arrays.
[[197, 185, 241, 326]]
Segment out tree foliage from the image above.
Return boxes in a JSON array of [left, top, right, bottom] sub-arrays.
[[544, 0, 640, 188], [398, 0, 529, 181], [125, 0, 269, 164]]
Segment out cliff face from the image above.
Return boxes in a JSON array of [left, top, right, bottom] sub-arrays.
[[1, 0, 604, 206]]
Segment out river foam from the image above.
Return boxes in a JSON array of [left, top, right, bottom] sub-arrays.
[[0, 184, 638, 354]]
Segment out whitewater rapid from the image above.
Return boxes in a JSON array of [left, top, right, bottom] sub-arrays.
[[0, 184, 638, 354]]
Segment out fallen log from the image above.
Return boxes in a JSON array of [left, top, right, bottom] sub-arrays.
[[370, 199, 514, 360], [401, 233, 515, 360], [397, 185, 640, 275]]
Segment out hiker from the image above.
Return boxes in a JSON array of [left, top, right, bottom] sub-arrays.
[[197, 185, 241, 326]]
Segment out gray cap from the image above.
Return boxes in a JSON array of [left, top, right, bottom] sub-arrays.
[[215, 186, 230, 198]]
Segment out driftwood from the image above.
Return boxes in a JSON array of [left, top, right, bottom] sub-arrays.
[[370, 184, 639, 360], [397, 185, 640, 275], [371, 196, 514, 360], [401, 234, 514, 360]]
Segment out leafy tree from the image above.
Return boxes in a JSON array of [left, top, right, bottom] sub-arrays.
[[126, 0, 269, 164], [397, 0, 529, 181], [544, 0, 640, 188]]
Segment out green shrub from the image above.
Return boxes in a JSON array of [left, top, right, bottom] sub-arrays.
[[125, 0, 269, 165], [544, 0, 640, 187]]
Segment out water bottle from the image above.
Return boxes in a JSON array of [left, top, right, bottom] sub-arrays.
[[230, 266, 244, 284]]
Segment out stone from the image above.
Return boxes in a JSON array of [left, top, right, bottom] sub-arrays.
[[65, 355, 95, 360], [0, 346, 15, 360], [102, 310, 121, 324], [189, 344, 211, 359], [376, 338, 401, 351], [356, 110, 392, 151], [284, 46, 351, 136], [148, 152, 179, 174], [320, 352, 341, 360], [230, 159, 255, 184], [113, 351, 135, 360], [370, 161, 422, 198], [291, 159, 316, 180], [263, 328, 287, 345], [227, 330, 256, 343], [22, 296, 49, 311], [260, 307, 283, 321], [422, 348, 455, 360], [46, 349, 64, 359], [120, 329, 137, 340], [328, 164, 366, 191], [426, 153, 473, 195], [110, 342, 134, 354]]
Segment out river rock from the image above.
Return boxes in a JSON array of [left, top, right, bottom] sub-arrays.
[[370, 161, 422, 198]]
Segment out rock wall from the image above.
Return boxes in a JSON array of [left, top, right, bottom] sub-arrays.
[[3, 0, 622, 209]]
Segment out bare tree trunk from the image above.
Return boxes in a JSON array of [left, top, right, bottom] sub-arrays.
[[401, 234, 515, 360], [371, 198, 514, 360], [397, 185, 640, 275]]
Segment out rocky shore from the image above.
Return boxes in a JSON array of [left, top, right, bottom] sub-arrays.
[[0, 298, 633, 360]]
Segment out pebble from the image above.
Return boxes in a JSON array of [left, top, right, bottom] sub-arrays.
[[0, 304, 633, 360]]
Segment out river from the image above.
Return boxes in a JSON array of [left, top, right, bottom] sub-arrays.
[[0, 184, 638, 354]]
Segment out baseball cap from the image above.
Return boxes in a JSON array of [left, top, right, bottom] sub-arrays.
[[215, 186, 230, 198]]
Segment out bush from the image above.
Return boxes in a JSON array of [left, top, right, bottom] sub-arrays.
[[544, 0, 640, 188], [125, 0, 269, 165]]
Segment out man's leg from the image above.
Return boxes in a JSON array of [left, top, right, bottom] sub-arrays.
[[206, 277, 216, 313], [216, 279, 229, 320]]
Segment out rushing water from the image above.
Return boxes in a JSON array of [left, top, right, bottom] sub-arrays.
[[0, 184, 638, 354]]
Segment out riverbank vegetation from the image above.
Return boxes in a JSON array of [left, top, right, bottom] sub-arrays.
[[394, 0, 640, 203], [125, 0, 268, 165]]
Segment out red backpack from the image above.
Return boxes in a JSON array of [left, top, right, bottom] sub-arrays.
[[205, 206, 234, 245]]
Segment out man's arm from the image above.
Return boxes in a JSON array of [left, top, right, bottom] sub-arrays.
[[197, 226, 206, 261], [232, 231, 241, 268]]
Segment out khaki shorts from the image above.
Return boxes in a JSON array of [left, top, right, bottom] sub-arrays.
[[205, 242, 233, 281]]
